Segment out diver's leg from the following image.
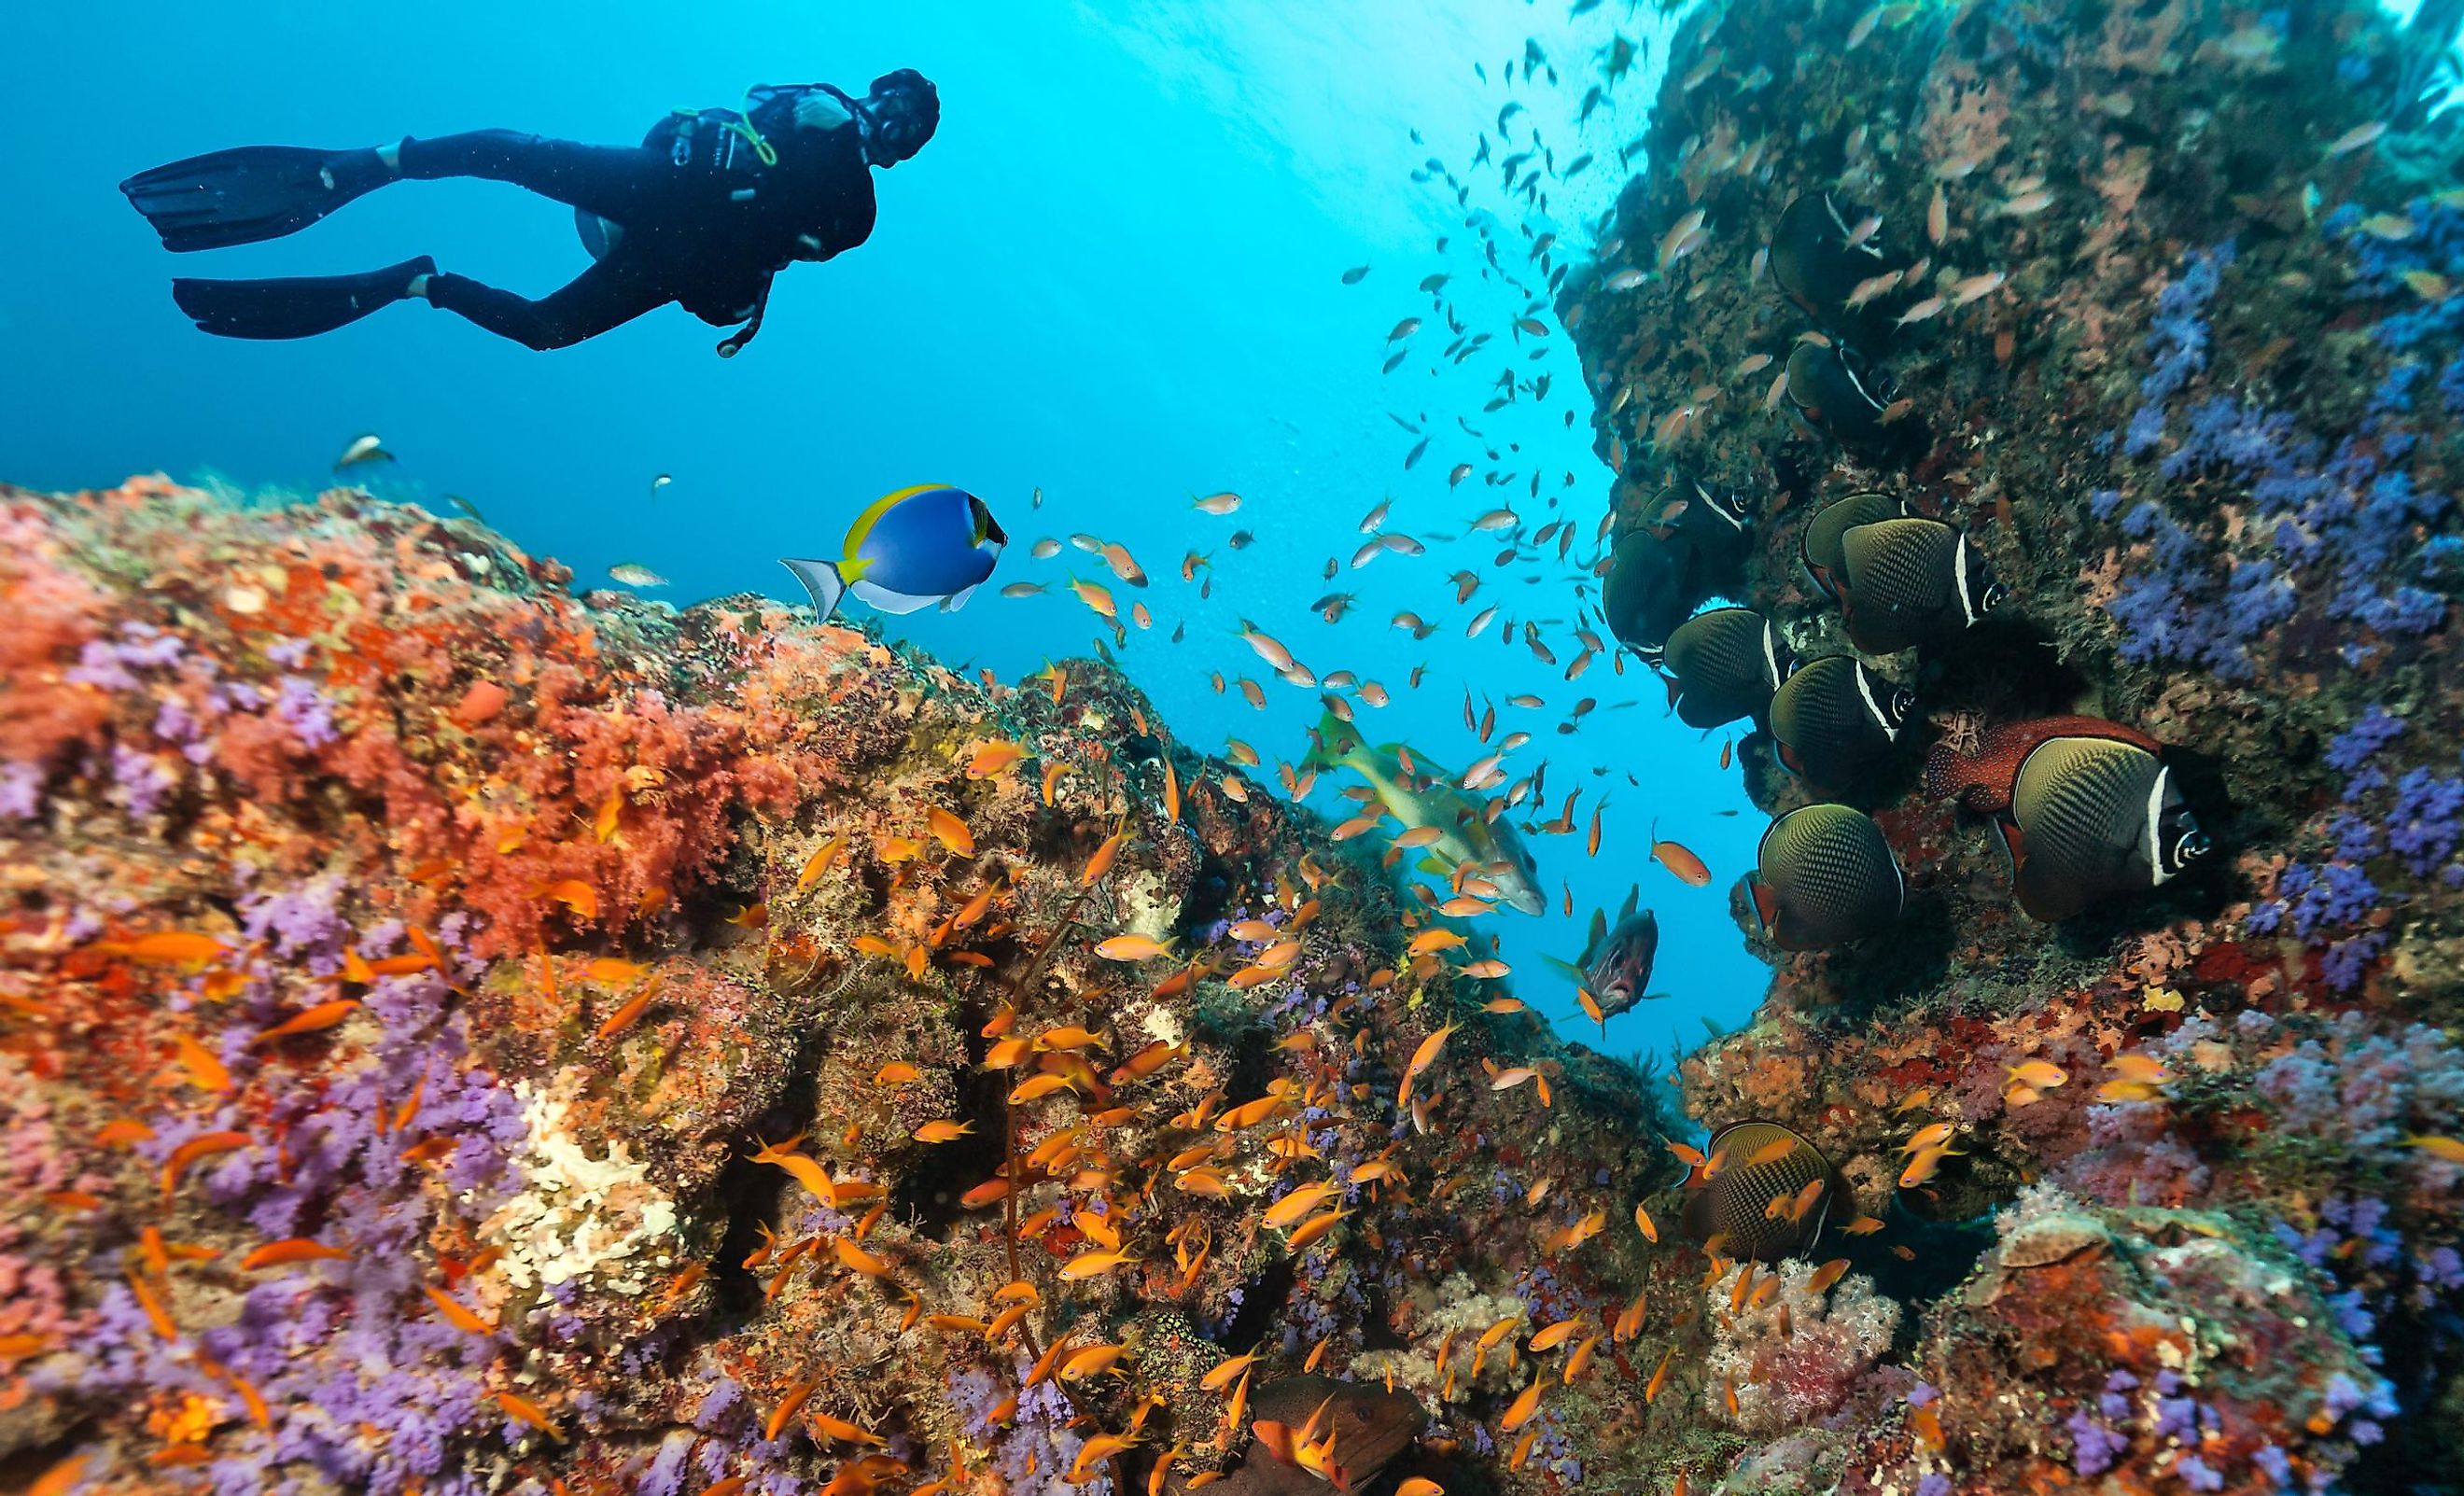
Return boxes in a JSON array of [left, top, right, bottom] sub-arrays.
[[415, 253, 671, 351], [395, 130, 675, 223]]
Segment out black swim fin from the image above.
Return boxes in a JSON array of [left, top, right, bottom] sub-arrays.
[[170, 257, 435, 340], [120, 145, 395, 252]]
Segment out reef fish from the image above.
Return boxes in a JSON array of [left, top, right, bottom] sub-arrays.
[[1768, 656, 1913, 787], [1743, 804, 1904, 951], [1548, 887, 1659, 1019], [781, 484, 1007, 619], [1798, 490, 1908, 603], [1680, 1119, 1848, 1261], [1835, 516, 2003, 653], [1995, 736, 2212, 922], [1602, 530, 1695, 658], [1303, 713, 1546, 915], [1923, 716, 2164, 813], [1768, 192, 1903, 338], [1659, 606, 1794, 730], [1645, 480, 1757, 573], [1785, 342, 1917, 460]]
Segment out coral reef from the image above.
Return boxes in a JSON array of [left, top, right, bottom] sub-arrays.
[[1564, 0, 2464, 1489], [16, 1, 2464, 1493], [0, 479, 1694, 1496]]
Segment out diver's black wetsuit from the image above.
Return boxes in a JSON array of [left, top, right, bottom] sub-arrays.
[[402, 88, 875, 351]]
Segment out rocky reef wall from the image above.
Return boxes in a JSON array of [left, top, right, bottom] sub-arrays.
[[1566, 0, 2464, 1490], [0, 479, 1720, 1496]]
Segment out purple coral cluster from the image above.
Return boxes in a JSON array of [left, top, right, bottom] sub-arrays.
[[30, 907, 534, 1496], [949, 1363, 1106, 1496], [2332, 195, 2464, 352], [2098, 238, 2457, 675], [2249, 705, 2464, 987]]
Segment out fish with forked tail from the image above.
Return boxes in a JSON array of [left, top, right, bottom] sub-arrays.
[[1546, 886, 1660, 1019]]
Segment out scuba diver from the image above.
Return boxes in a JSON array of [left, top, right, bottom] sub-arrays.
[[119, 72, 937, 356]]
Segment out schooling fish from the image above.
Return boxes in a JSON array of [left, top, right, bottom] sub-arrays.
[[1743, 804, 1904, 951], [1995, 735, 2212, 922], [1601, 530, 1699, 658], [1680, 1119, 1848, 1261], [1923, 716, 2164, 813], [781, 484, 1007, 619], [1769, 655, 1914, 787], [1785, 342, 1918, 461], [1645, 479, 1757, 572], [1799, 490, 1908, 602], [1302, 711, 1546, 915], [1659, 607, 1794, 730], [1768, 192, 1902, 336], [1836, 515, 2004, 653]]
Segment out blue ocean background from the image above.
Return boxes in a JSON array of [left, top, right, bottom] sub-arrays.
[[2, 1, 1769, 1077]]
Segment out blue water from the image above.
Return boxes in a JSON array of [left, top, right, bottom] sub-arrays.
[[4, 0, 1765, 1072]]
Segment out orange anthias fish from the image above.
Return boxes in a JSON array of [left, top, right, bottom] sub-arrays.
[[1648, 820, 1712, 886], [1396, 1021, 1459, 1106]]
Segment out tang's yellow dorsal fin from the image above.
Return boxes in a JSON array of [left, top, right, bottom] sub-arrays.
[[838, 483, 951, 582]]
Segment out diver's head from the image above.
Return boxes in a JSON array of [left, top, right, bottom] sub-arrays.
[[861, 69, 940, 166]]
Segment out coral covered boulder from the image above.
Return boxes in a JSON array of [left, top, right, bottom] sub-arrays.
[[0, 479, 1686, 1496]]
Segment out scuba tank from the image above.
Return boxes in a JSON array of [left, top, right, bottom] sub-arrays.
[[572, 105, 781, 355], [572, 105, 775, 261]]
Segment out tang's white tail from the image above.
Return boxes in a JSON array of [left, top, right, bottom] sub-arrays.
[[779, 558, 847, 620]]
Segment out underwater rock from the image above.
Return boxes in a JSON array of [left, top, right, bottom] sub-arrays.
[[0, 478, 1684, 1496], [1571, 0, 2464, 1486]]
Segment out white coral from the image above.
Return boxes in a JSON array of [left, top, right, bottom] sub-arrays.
[[480, 1082, 679, 1293], [1351, 1272, 1530, 1401]]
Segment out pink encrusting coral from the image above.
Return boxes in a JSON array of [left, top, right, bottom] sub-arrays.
[[1701, 1259, 1899, 1438]]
